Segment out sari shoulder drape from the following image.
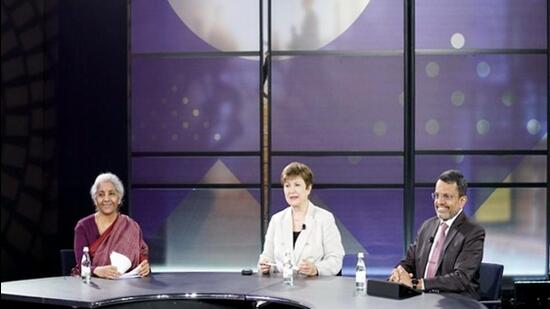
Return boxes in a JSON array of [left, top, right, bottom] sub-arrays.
[[71, 213, 149, 276], [91, 214, 148, 270]]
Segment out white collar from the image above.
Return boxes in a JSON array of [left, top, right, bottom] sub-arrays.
[[440, 208, 463, 229]]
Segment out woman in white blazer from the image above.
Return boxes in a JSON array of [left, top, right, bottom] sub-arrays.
[[258, 162, 345, 276]]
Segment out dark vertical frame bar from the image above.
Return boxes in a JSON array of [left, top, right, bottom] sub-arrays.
[[259, 0, 273, 248], [403, 0, 415, 251], [266, 0, 273, 240], [259, 0, 264, 249], [546, 0, 550, 280], [267, 0, 272, 234], [126, 0, 132, 213]]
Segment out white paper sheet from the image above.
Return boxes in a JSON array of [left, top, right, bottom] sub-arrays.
[[118, 266, 140, 279], [110, 251, 131, 273], [109, 251, 142, 279]]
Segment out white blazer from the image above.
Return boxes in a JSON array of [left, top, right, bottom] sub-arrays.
[[259, 201, 345, 276]]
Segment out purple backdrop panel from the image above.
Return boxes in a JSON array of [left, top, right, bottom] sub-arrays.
[[323, 0, 546, 50], [416, 54, 547, 150], [416, 0, 547, 49], [322, 0, 403, 50], [131, 0, 258, 53], [132, 188, 262, 270], [271, 156, 403, 185], [272, 55, 403, 151], [416, 155, 547, 184], [131, 189, 192, 239], [271, 188, 403, 275], [132, 157, 260, 184], [132, 57, 260, 152]]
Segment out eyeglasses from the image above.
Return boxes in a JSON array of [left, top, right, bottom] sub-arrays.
[[431, 192, 456, 202]]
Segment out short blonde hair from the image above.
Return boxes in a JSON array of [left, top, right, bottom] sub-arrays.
[[281, 162, 313, 188]]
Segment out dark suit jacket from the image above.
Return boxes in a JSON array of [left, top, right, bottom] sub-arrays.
[[399, 211, 485, 299]]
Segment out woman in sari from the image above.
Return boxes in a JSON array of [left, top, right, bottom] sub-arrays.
[[72, 172, 150, 279]]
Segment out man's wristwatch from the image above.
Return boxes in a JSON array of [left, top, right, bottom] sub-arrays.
[[412, 278, 419, 290]]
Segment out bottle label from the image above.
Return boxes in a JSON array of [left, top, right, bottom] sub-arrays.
[[81, 267, 90, 277], [355, 271, 366, 283]]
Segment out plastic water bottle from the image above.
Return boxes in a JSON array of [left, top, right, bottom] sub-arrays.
[[355, 252, 366, 295], [81, 246, 91, 284], [282, 252, 294, 287]]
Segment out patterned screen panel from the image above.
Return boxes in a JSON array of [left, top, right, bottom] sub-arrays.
[[132, 57, 260, 152], [133, 157, 260, 184], [416, 0, 546, 49], [416, 55, 547, 150], [271, 55, 404, 151], [271, 156, 403, 185], [131, 0, 259, 52], [132, 188, 261, 271], [416, 155, 547, 183]]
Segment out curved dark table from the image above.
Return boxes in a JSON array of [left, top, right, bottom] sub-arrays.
[[1, 272, 486, 309]]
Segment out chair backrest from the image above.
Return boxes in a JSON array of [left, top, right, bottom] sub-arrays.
[[60, 249, 76, 276], [479, 262, 504, 301]]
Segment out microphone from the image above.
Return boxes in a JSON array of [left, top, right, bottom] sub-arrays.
[[429, 237, 434, 243], [302, 224, 306, 230]]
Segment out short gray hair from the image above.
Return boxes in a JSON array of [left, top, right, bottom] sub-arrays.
[[90, 172, 125, 202]]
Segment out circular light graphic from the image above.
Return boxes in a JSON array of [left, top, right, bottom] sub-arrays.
[[476, 119, 490, 135], [501, 91, 515, 107], [450, 33, 465, 49], [476, 61, 491, 78], [373, 121, 387, 136], [168, 0, 370, 51], [425, 119, 440, 135], [425, 61, 440, 78], [526, 119, 541, 135], [451, 90, 465, 106]]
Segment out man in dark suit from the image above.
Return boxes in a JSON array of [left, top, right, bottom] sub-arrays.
[[389, 169, 485, 299]]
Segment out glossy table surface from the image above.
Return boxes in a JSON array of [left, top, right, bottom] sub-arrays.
[[1, 272, 486, 309]]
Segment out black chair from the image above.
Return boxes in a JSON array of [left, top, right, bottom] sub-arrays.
[[60, 249, 76, 276], [479, 262, 504, 308]]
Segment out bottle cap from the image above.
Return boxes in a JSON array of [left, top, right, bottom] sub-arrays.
[[358, 252, 364, 258]]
